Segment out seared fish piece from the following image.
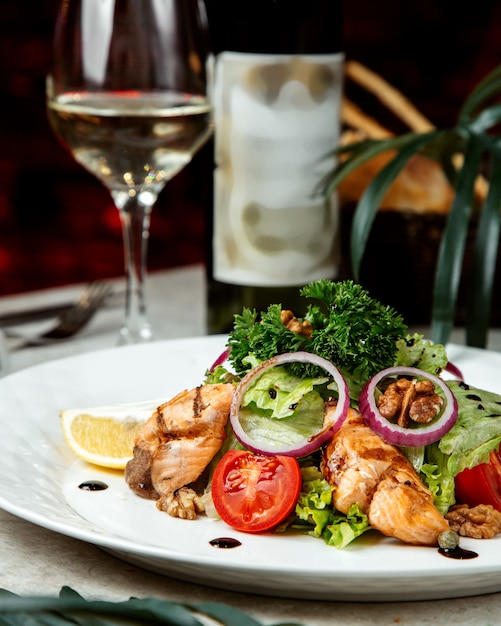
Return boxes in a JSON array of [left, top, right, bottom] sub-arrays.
[[125, 383, 233, 519], [321, 408, 450, 545]]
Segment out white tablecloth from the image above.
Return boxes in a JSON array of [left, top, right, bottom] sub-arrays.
[[1, 263, 501, 626]]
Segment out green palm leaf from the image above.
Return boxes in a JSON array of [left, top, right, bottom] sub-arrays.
[[431, 134, 483, 345], [350, 132, 442, 279], [466, 103, 501, 134], [324, 63, 501, 348], [460, 64, 501, 121], [0, 587, 306, 626], [466, 144, 501, 347], [324, 132, 433, 197]]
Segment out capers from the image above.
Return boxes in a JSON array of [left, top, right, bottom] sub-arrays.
[[438, 529, 460, 550]]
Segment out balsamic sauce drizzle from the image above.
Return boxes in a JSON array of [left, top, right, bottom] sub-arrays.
[[209, 537, 242, 549], [78, 480, 108, 491], [438, 546, 478, 560]]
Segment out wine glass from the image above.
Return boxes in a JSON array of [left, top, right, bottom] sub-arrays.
[[46, 0, 212, 344], [0, 327, 8, 378]]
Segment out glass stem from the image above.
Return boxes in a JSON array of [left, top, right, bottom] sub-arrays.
[[112, 189, 156, 344]]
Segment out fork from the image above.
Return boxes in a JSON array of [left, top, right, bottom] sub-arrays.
[[4, 281, 112, 347], [41, 281, 112, 340]]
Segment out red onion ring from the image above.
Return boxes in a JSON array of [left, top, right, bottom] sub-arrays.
[[359, 366, 458, 447], [209, 348, 230, 372], [444, 360, 464, 381], [229, 352, 349, 457]]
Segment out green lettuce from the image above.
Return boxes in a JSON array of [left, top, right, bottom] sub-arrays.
[[241, 365, 328, 419], [395, 333, 448, 374], [237, 365, 336, 449], [439, 380, 501, 475], [419, 443, 456, 515], [292, 467, 371, 549]]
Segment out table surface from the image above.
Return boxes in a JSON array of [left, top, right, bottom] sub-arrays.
[[2, 263, 501, 626]]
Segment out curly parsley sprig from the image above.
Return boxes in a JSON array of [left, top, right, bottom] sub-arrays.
[[226, 280, 407, 385]]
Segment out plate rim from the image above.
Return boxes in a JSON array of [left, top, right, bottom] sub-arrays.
[[1, 337, 501, 601]]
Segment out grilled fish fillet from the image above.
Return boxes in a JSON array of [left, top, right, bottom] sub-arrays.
[[321, 408, 450, 545], [125, 383, 233, 519]]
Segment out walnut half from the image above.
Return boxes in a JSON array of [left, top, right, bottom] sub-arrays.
[[156, 486, 205, 520], [280, 310, 313, 338], [445, 503, 501, 539], [377, 378, 443, 428]]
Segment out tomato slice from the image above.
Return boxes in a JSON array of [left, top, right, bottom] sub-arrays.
[[455, 449, 501, 511], [211, 449, 302, 533]]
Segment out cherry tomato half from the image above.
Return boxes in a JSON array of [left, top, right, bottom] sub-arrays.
[[455, 449, 501, 511], [211, 449, 302, 533]]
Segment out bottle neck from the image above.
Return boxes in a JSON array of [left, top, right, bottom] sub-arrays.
[[204, 0, 343, 55]]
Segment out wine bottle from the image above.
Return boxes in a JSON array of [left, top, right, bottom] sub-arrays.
[[204, 0, 344, 334]]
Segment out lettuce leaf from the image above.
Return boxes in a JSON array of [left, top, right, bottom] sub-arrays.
[[395, 333, 448, 374], [241, 365, 328, 419], [419, 443, 456, 515], [439, 380, 501, 475], [292, 467, 371, 549], [237, 365, 335, 448]]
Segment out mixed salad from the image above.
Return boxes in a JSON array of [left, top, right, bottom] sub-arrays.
[[202, 280, 501, 548]]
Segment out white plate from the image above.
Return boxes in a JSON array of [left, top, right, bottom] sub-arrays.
[[1, 336, 501, 602]]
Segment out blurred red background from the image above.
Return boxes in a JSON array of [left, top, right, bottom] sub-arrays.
[[0, 0, 499, 296]]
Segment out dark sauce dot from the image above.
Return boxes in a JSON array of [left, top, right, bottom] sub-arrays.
[[406, 338, 415, 347], [466, 394, 482, 401], [289, 403, 298, 411], [459, 382, 470, 390], [269, 389, 277, 399], [78, 480, 108, 491], [478, 404, 485, 411], [209, 537, 242, 549], [439, 546, 478, 560]]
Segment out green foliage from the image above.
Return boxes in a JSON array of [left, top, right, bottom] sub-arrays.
[[227, 279, 407, 385], [294, 477, 371, 549], [419, 443, 456, 515], [0, 587, 304, 626], [394, 333, 448, 374], [439, 380, 501, 476], [227, 305, 311, 378], [325, 64, 501, 348]]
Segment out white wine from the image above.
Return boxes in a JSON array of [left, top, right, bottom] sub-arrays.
[[47, 91, 212, 193], [205, 0, 344, 333]]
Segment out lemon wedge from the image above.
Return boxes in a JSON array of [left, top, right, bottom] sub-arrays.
[[59, 399, 161, 469]]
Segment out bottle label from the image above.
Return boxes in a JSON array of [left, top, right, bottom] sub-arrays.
[[212, 51, 344, 287]]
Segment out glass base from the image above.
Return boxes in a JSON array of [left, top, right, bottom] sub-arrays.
[[118, 323, 154, 345]]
